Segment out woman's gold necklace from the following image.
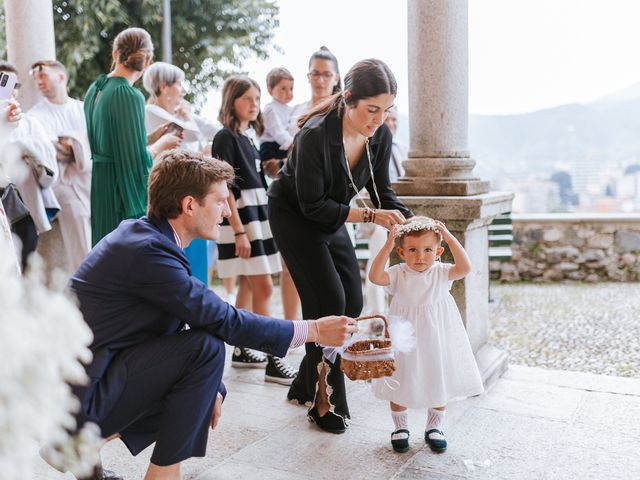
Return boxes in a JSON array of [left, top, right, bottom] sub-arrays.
[[342, 137, 381, 208]]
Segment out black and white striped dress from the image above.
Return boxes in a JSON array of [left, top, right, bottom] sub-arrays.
[[212, 128, 282, 277]]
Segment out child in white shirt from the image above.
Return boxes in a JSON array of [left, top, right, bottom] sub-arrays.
[[259, 67, 294, 178]]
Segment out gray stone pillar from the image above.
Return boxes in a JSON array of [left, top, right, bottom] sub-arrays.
[[4, 0, 67, 282], [394, 0, 514, 386], [4, 0, 56, 109], [396, 0, 488, 197]]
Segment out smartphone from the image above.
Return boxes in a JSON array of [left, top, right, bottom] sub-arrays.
[[0, 71, 17, 100], [166, 122, 184, 136]]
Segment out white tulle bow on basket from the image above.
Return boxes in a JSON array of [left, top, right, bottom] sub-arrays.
[[322, 315, 416, 382]]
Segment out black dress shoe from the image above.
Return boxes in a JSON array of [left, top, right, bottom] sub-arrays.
[[307, 408, 347, 434], [425, 428, 447, 453], [391, 428, 410, 453], [77, 465, 124, 480]]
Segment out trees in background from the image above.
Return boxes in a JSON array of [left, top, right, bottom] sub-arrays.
[[0, 0, 279, 106]]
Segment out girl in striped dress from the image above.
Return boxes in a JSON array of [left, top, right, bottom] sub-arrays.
[[212, 76, 296, 384]]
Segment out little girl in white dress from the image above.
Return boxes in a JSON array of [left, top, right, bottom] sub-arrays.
[[369, 217, 484, 454]]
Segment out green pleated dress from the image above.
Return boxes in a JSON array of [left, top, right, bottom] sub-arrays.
[[85, 74, 152, 246]]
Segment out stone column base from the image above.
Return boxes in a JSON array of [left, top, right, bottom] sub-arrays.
[[399, 191, 514, 387], [393, 177, 490, 196]]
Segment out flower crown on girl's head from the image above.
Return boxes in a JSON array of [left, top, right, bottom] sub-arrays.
[[395, 217, 441, 242]]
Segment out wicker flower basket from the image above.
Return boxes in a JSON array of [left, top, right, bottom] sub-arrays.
[[340, 315, 395, 381]]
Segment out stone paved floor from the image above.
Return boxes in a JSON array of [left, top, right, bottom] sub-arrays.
[[30, 282, 640, 479], [489, 283, 640, 377], [33, 352, 640, 479]]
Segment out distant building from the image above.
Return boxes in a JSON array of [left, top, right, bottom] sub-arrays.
[[496, 176, 561, 213]]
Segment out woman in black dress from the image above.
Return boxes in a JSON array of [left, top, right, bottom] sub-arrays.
[[268, 59, 412, 433]]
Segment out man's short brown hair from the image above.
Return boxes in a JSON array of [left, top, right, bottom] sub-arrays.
[[0, 61, 18, 74], [147, 150, 234, 219]]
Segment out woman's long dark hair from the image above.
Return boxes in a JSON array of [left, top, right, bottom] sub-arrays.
[[309, 46, 342, 94], [298, 58, 397, 128]]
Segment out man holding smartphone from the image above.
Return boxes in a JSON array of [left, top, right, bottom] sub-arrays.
[[0, 61, 60, 271], [27, 60, 92, 274]]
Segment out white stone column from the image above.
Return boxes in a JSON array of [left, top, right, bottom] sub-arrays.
[[395, 0, 488, 196], [4, 0, 56, 109], [5, 0, 67, 281], [389, 0, 513, 386]]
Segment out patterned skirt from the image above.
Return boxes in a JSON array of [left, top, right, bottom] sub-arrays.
[[216, 187, 282, 277]]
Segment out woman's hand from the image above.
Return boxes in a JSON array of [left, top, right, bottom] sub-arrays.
[[147, 122, 171, 145], [234, 232, 251, 258], [373, 209, 406, 230], [175, 101, 194, 122], [262, 158, 280, 178]]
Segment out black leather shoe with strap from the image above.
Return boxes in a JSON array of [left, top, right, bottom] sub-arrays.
[[391, 428, 410, 453], [425, 428, 447, 453]]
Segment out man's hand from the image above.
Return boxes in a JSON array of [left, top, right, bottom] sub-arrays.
[[210, 392, 223, 429], [6, 98, 22, 123], [310, 316, 358, 346], [54, 137, 74, 163]]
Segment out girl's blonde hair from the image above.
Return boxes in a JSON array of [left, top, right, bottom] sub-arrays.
[[218, 75, 264, 136]]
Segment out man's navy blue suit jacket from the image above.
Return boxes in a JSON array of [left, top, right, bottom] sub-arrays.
[[70, 216, 293, 419]]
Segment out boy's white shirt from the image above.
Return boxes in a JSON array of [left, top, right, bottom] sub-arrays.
[[260, 99, 293, 151]]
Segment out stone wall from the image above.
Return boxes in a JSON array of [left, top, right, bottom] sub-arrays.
[[492, 214, 640, 282]]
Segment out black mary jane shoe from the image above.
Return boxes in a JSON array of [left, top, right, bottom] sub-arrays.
[[391, 428, 411, 453], [425, 428, 447, 453], [308, 408, 347, 434]]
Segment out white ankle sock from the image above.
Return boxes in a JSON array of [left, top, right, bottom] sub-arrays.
[[426, 408, 446, 432], [391, 410, 409, 431]]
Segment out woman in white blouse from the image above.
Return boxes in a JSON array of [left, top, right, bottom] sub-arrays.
[[287, 46, 342, 136], [142, 62, 219, 286], [142, 62, 218, 155]]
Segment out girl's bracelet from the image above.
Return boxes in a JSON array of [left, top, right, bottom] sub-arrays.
[[234, 231, 247, 237]]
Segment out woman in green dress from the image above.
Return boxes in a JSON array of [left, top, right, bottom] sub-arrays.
[[85, 27, 182, 245]]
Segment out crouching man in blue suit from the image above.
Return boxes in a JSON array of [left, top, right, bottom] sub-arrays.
[[69, 150, 357, 480]]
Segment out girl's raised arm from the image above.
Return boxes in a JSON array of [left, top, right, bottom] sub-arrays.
[[368, 227, 397, 286], [435, 221, 471, 281]]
